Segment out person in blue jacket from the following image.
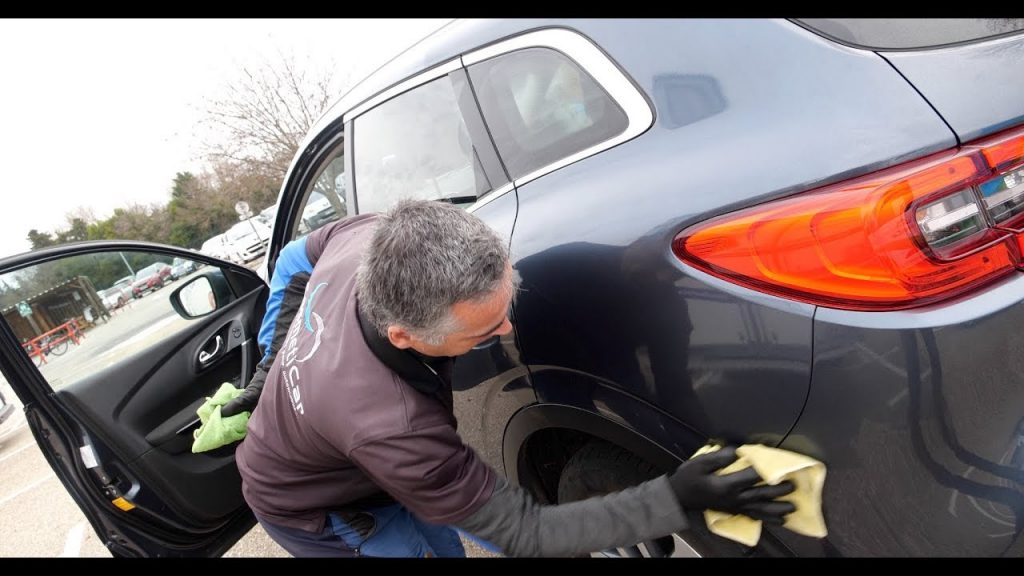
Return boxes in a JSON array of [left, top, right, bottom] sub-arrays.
[[221, 236, 314, 418]]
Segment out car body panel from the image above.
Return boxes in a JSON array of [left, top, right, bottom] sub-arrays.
[[778, 273, 1024, 556], [508, 17, 954, 445], [882, 31, 1024, 142]]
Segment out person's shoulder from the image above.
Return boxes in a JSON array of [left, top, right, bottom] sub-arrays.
[[308, 214, 380, 264]]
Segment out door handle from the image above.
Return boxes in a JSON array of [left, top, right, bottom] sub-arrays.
[[198, 335, 223, 366]]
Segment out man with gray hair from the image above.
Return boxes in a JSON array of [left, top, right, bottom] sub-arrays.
[[235, 199, 794, 557]]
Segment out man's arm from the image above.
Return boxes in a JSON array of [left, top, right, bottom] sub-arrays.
[[455, 446, 794, 557], [256, 237, 315, 361], [348, 422, 793, 557], [221, 238, 313, 417]]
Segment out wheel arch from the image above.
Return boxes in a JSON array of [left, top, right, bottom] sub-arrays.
[[502, 402, 700, 504]]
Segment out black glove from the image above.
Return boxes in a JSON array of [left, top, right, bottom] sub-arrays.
[[221, 271, 311, 418], [221, 361, 268, 417], [668, 446, 797, 525]]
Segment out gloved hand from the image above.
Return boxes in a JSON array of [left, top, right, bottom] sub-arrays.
[[219, 271, 311, 419], [668, 445, 796, 525], [221, 362, 268, 417]]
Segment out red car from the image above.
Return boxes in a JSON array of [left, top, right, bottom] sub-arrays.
[[131, 262, 171, 298]]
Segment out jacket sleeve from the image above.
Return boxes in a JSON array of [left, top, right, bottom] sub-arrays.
[[454, 475, 689, 557], [257, 236, 314, 360], [346, 424, 497, 527]]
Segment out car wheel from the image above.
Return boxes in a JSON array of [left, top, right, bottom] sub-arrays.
[[557, 440, 702, 558]]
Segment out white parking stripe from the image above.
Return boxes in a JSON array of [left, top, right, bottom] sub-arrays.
[[0, 441, 36, 465], [60, 522, 86, 557], [103, 314, 179, 357], [0, 475, 53, 508], [0, 419, 26, 441]]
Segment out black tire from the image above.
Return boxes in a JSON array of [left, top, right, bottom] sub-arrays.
[[557, 440, 680, 557]]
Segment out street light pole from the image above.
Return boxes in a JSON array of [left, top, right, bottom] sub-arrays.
[[119, 252, 135, 276]]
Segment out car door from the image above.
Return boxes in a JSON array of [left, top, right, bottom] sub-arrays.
[[0, 242, 267, 557]]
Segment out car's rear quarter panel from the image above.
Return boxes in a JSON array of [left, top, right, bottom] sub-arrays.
[[509, 18, 954, 445], [780, 274, 1024, 556]]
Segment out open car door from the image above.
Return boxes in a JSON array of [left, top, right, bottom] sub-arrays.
[[0, 241, 267, 557]]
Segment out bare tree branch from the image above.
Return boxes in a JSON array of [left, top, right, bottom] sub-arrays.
[[200, 51, 347, 180]]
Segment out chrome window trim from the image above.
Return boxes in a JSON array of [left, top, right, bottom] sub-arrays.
[[343, 27, 653, 211], [463, 28, 654, 189], [467, 182, 516, 213], [345, 59, 463, 122]]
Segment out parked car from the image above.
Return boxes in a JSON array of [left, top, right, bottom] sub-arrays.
[[169, 257, 196, 280], [298, 191, 344, 235], [1, 19, 1023, 557], [222, 219, 271, 264], [100, 277, 134, 309], [256, 205, 277, 227], [199, 233, 239, 264], [131, 262, 171, 298], [98, 288, 122, 310]]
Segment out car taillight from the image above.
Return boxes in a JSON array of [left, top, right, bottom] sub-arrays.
[[673, 125, 1024, 310]]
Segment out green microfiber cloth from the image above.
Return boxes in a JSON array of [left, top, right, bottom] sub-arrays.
[[191, 382, 250, 453]]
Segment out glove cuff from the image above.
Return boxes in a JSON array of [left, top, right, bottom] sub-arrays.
[[665, 470, 690, 513]]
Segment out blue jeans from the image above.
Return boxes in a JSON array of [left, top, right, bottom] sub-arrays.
[[256, 503, 466, 558]]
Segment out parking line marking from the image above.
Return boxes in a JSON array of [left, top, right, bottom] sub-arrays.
[[0, 441, 36, 464], [0, 419, 26, 441], [60, 522, 86, 557], [0, 475, 53, 508]]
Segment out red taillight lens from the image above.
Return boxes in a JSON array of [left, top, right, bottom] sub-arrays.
[[674, 126, 1024, 310]]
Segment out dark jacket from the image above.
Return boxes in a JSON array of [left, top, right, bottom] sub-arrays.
[[236, 215, 495, 534]]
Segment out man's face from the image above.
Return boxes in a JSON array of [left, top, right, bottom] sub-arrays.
[[387, 267, 515, 358]]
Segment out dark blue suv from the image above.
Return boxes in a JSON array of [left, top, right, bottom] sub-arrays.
[[2, 19, 1023, 556]]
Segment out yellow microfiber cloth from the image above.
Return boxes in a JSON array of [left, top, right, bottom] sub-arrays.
[[191, 383, 250, 453], [693, 443, 827, 547]]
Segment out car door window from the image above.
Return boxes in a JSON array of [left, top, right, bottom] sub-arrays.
[[352, 75, 492, 214], [0, 250, 207, 390], [292, 144, 348, 240], [468, 47, 628, 180]]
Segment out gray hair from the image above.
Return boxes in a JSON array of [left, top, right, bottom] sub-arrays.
[[357, 199, 511, 345]]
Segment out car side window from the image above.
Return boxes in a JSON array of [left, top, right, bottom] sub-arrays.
[[0, 250, 210, 391], [352, 75, 491, 214], [292, 143, 347, 240], [468, 47, 628, 180]]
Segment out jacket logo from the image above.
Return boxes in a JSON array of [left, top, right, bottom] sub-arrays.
[[280, 282, 328, 415]]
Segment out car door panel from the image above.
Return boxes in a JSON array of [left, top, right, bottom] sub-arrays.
[[52, 295, 261, 522], [0, 245, 266, 556]]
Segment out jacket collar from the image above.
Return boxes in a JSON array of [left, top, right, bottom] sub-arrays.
[[355, 299, 453, 399]]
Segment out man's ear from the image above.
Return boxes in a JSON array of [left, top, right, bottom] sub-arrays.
[[386, 325, 414, 349]]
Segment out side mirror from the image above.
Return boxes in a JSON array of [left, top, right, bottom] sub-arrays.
[[170, 276, 217, 318]]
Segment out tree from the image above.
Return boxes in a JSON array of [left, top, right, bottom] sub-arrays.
[[108, 203, 171, 244], [26, 229, 55, 250], [55, 217, 89, 244], [201, 51, 347, 181], [24, 52, 342, 252]]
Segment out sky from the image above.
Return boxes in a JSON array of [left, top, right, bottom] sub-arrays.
[[0, 18, 451, 258]]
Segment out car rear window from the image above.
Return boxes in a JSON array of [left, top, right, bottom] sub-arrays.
[[468, 47, 628, 180], [795, 18, 1024, 50]]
